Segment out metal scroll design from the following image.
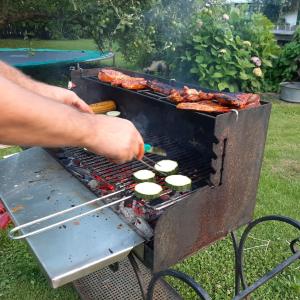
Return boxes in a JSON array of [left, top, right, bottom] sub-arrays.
[[146, 269, 211, 300], [145, 215, 299, 300], [231, 215, 300, 300]]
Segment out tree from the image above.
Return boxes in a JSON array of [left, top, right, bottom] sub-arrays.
[[252, 0, 299, 23]]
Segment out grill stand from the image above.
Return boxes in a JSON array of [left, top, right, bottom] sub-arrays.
[[73, 215, 300, 300]]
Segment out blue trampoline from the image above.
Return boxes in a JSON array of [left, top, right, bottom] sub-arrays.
[[0, 48, 114, 67]]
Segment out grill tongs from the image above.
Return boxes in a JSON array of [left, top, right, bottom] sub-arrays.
[[8, 189, 131, 240]]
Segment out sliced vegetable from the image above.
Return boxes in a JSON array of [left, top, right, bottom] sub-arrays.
[[134, 182, 162, 200], [133, 170, 155, 183], [154, 160, 178, 175], [165, 174, 192, 192], [106, 110, 121, 117]]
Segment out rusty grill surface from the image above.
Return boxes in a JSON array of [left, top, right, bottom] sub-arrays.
[[53, 134, 212, 212]]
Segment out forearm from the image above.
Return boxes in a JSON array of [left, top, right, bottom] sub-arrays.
[[0, 76, 91, 148], [0, 60, 65, 99]]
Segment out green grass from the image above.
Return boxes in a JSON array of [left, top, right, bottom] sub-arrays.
[[0, 39, 299, 299]]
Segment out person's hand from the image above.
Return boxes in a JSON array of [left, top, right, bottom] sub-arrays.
[[84, 115, 144, 164], [49, 86, 93, 114]]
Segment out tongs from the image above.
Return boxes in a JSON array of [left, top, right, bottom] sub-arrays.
[[140, 156, 167, 176], [8, 189, 132, 240]]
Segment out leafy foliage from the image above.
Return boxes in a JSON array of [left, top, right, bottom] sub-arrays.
[[271, 26, 300, 84], [176, 2, 280, 92]]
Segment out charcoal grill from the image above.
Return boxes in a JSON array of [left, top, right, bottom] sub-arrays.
[[0, 67, 299, 300]]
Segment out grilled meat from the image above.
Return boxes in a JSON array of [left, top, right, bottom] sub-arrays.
[[214, 93, 260, 108], [177, 101, 231, 113], [120, 78, 147, 90], [198, 91, 215, 100], [169, 86, 216, 103], [147, 80, 174, 95], [169, 89, 184, 103], [182, 86, 199, 101], [98, 69, 147, 90], [98, 69, 128, 83]]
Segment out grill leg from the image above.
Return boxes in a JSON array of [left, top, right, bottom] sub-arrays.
[[128, 253, 147, 300], [146, 269, 211, 300], [231, 215, 300, 300]]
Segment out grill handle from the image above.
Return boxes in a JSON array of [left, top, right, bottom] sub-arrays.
[[8, 189, 132, 240]]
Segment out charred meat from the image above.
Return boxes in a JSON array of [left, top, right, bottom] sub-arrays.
[[98, 69, 128, 83], [147, 80, 174, 95], [169, 86, 216, 103], [214, 93, 260, 108], [177, 101, 231, 113], [120, 78, 147, 90], [98, 69, 147, 90]]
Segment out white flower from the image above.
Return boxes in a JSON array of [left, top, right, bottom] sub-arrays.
[[219, 49, 227, 54], [253, 67, 262, 77], [243, 41, 251, 47], [251, 56, 262, 67], [223, 14, 230, 21], [196, 20, 203, 29]]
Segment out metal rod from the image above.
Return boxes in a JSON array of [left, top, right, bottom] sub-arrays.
[[9, 190, 131, 240], [140, 159, 167, 176], [233, 252, 300, 300]]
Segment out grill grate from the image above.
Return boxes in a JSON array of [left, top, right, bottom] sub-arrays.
[[54, 135, 212, 209], [51, 135, 212, 238]]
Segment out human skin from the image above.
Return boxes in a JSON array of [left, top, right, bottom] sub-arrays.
[[0, 62, 144, 163]]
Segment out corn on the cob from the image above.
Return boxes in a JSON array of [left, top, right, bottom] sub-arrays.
[[89, 101, 116, 114]]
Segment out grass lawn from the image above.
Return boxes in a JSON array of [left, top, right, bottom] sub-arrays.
[[0, 39, 299, 299]]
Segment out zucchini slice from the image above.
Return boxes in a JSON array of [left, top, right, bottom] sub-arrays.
[[106, 110, 121, 117], [134, 182, 162, 200], [165, 174, 192, 192], [154, 160, 178, 175], [133, 170, 155, 183]]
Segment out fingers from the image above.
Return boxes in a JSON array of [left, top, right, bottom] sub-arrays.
[[72, 94, 94, 114]]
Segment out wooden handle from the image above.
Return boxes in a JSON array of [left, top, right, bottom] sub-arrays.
[[89, 100, 117, 114]]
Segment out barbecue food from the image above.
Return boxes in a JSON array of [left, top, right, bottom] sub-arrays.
[[169, 89, 184, 103], [154, 160, 178, 175], [133, 170, 156, 183], [165, 175, 192, 192], [182, 86, 200, 101], [98, 68, 147, 90], [89, 101, 116, 114], [98, 69, 128, 83], [119, 78, 147, 90], [169, 86, 215, 103], [147, 80, 174, 95], [106, 111, 121, 117], [214, 93, 260, 108], [177, 101, 231, 113], [134, 182, 163, 200]]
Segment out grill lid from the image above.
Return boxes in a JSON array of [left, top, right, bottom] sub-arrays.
[[0, 147, 144, 288]]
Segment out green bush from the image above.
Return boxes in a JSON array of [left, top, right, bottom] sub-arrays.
[[177, 3, 280, 92], [271, 26, 300, 85]]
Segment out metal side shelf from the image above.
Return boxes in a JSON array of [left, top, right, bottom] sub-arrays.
[[0, 147, 144, 288]]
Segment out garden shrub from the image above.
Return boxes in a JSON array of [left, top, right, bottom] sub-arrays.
[[176, 2, 280, 92], [271, 26, 300, 85]]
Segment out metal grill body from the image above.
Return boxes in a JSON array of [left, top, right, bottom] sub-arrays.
[[0, 67, 272, 291], [70, 67, 272, 272]]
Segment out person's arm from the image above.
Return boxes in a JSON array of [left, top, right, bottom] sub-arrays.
[[0, 60, 92, 113], [0, 76, 144, 163]]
